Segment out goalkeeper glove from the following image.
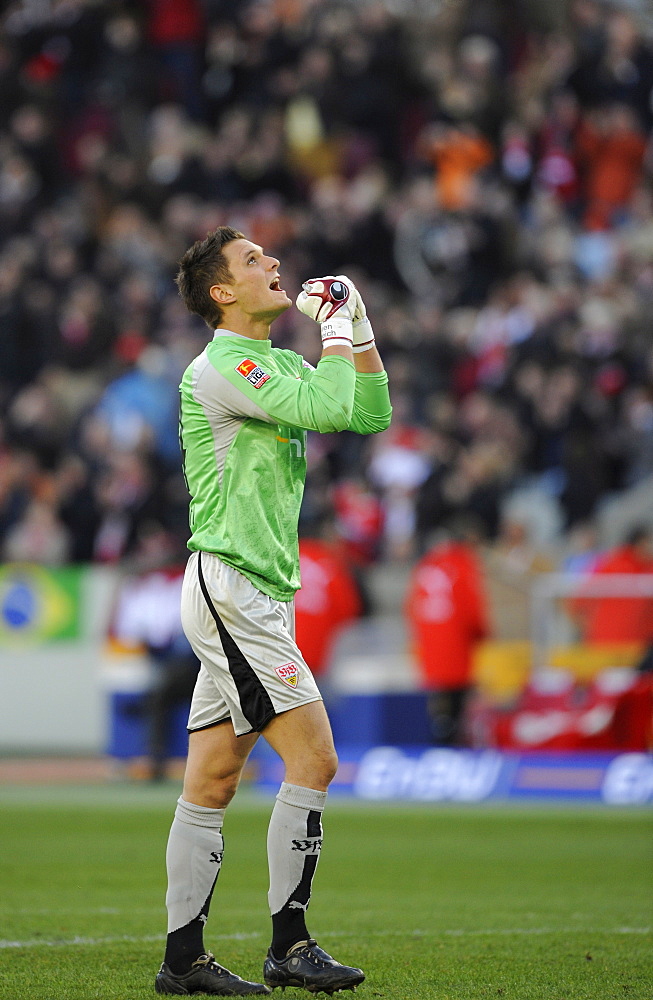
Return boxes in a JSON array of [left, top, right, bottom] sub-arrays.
[[334, 274, 376, 353], [296, 275, 357, 349]]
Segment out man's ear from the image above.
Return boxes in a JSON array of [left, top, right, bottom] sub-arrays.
[[210, 283, 236, 306]]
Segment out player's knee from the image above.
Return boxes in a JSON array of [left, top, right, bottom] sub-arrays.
[[282, 742, 338, 790], [216, 769, 242, 803], [184, 765, 242, 809], [313, 743, 339, 787]]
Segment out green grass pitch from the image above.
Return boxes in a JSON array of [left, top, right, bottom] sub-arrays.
[[0, 781, 651, 999]]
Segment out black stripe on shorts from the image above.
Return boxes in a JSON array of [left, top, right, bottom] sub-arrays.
[[197, 552, 276, 733]]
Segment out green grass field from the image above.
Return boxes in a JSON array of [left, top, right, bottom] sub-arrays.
[[0, 781, 651, 1000]]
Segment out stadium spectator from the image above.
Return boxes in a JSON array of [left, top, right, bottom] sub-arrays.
[[295, 529, 365, 681], [575, 102, 648, 231], [570, 525, 653, 646], [2, 495, 71, 565], [420, 120, 495, 212], [330, 475, 384, 567], [108, 521, 200, 782], [405, 516, 490, 746], [567, 6, 653, 130]]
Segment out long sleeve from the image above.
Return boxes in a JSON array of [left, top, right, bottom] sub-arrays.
[[348, 371, 392, 435]]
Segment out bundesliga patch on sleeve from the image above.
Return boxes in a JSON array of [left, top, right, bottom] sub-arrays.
[[235, 358, 271, 388]]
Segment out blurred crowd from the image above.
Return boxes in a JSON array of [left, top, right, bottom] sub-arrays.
[[2, 0, 653, 581]]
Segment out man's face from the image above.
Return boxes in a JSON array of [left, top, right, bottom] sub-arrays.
[[217, 239, 291, 322]]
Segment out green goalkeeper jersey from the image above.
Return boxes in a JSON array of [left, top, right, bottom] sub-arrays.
[[179, 331, 392, 601]]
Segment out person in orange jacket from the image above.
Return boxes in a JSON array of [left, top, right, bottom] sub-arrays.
[[406, 516, 490, 745], [420, 121, 495, 212], [575, 103, 647, 231]]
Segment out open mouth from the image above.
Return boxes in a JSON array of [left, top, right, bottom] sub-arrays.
[[269, 276, 283, 292]]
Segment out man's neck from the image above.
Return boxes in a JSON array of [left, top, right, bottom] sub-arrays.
[[215, 317, 271, 340]]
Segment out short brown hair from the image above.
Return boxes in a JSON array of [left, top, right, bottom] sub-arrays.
[[175, 226, 245, 328]]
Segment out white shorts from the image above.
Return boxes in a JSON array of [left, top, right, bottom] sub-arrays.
[[181, 551, 322, 736]]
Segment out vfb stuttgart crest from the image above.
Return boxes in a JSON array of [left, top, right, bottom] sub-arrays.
[[275, 662, 299, 688]]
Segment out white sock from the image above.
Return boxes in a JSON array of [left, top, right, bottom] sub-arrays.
[[267, 782, 327, 956], [165, 796, 225, 935]]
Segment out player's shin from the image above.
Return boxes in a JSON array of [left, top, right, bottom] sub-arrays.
[[267, 782, 327, 958], [163, 797, 226, 974]]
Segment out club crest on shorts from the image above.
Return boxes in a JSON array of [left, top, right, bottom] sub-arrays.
[[235, 358, 271, 388], [275, 662, 299, 688]]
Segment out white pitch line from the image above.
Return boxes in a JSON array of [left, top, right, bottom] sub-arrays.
[[0, 931, 260, 950], [1, 927, 649, 950], [0, 907, 159, 916], [440, 927, 652, 937]]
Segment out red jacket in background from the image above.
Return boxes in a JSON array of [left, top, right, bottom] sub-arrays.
[[295, 539, 364, 676], [571, 545, 653, 644], [406, 541, 490, 690], [145, 0, 205, 44]]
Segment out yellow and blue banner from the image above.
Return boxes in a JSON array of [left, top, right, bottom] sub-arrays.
[[0, 564, 83, 644]]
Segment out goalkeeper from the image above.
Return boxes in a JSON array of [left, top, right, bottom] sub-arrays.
[[154, 226, 391, 996]]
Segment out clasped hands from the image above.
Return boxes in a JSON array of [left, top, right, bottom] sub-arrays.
[[296, 275, 375, 353]]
